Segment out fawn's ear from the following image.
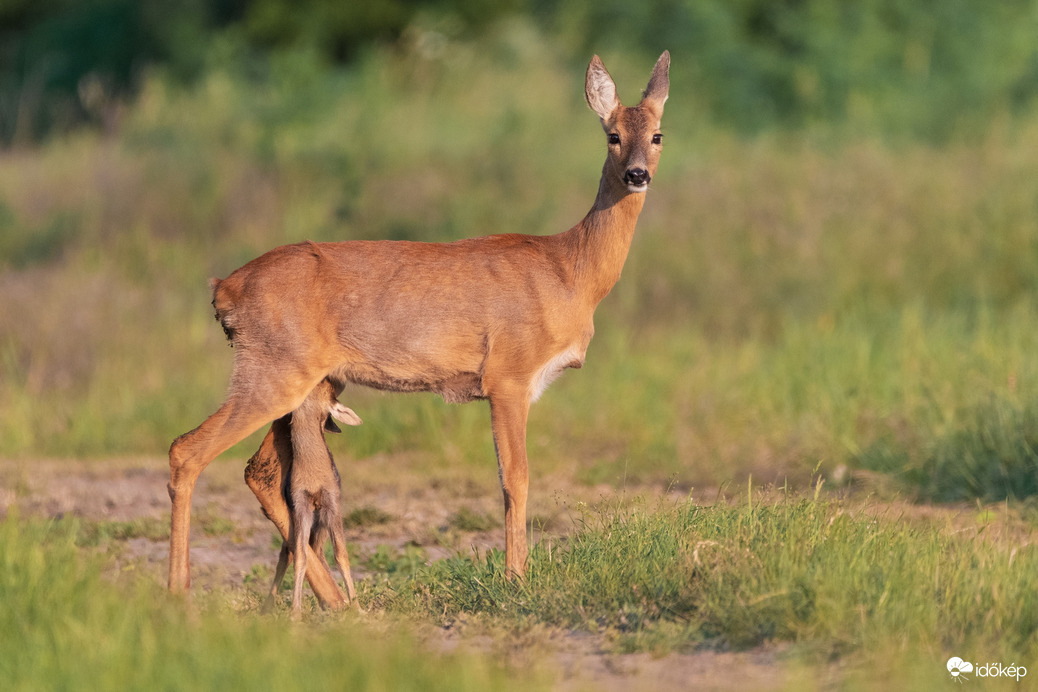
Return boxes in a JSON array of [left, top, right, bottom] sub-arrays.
[[585, 55, 619, 121], [330, 402, 362, 427], [641, 50, 670, 112]]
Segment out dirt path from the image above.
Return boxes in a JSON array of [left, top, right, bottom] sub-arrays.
[[1, 456, 793, 691]]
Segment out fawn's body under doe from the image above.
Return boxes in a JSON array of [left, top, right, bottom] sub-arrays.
[[267, 379, 361, 615]]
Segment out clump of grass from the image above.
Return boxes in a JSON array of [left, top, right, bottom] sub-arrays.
[[364, 544, 428, 579], [857, 398, 1038, 502], [343, 505, 393, 528], [447, 507, 497, 533], [194, 504, 238, 537]]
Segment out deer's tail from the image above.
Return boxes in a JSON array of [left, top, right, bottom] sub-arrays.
[[209, 277, 239, 344]]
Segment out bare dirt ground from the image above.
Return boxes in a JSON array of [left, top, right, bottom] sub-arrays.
[[1, 455, 802, 691]]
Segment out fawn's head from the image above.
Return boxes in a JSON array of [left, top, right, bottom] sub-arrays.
[[585, 51, 670, 194]]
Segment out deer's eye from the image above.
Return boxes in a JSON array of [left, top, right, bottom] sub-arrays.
[[652, 133, 663, 145], [607, 133, 620, 145]]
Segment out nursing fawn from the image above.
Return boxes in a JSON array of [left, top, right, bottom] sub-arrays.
[[266, 379, 360, 616]]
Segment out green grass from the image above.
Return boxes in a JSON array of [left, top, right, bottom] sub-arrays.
[[447, 507, 498, 533], [858, 398, 1038, 502], [343, 505, 394, 529], [5, 491, 1038, 688], [0, 515, 539, 691], [369, 490, 1038, 674], [63, 508, 237, 549], [73, 516, 170, 546]]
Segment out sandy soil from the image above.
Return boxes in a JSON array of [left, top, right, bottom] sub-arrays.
[[1, 455, 796, 691]]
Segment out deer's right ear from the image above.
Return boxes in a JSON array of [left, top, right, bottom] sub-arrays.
[[585, 55, 619, 121], [642, 50, 670, 111]]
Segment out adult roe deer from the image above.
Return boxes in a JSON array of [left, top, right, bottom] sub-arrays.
[[168, 50, 670, 595], [263, 379, 362, 615]]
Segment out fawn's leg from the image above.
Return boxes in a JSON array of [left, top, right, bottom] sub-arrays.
[[328, 514, 358, 605], [291, 505, 315, 619], [244, 417, 347, 609]]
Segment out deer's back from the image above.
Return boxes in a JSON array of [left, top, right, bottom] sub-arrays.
[[213, 235, 591, 402]]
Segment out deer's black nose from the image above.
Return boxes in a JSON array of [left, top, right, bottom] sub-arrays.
[[624, 168, 650, 186]]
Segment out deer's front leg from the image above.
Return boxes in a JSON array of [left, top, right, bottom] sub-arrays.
[[489, 392, 531, 578], [244, 417, 348, 610]]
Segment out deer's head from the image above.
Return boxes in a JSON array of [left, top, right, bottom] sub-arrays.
[[586, 51, 670, 194]]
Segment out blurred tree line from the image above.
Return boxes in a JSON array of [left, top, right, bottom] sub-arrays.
[[2, 0, 1038, 144]]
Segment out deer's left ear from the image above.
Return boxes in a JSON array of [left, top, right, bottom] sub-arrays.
[[641, 50, 670, 112], [585, 55, 619, 121]]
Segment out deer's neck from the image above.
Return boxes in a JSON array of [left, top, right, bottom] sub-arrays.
[[568, 167, 647, 306]]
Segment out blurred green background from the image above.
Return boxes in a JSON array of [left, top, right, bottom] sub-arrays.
[[2, 0, 1038, 501], [5, 0, 1038, 142]]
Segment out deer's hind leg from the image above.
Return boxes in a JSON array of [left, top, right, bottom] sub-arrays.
[[169, 351, 335, 593], [168, 387, 299, 593]]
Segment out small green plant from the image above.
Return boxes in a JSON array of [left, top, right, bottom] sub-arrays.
[[364, 544, 428, 580], [72, 516, 170, 546], [243, 563, 273, 586], [343, 505, 393, 528], [446, 507, 497, 533], [194, 505, 238, 537]]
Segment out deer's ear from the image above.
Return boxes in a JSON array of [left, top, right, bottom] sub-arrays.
[[585, 55, 619, 121], [330, 402, 362, 427], [641, 50, 670, 112]]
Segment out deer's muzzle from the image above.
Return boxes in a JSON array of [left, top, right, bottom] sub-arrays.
[[624, 167, 650, 190]]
